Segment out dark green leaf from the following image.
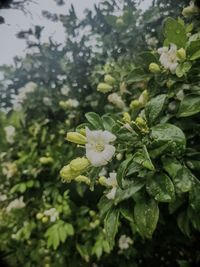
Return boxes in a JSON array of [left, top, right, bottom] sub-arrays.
[[146, 173, 175, 202]]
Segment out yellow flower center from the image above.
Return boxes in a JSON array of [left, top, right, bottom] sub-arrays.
[[95, 143, 105, 152]]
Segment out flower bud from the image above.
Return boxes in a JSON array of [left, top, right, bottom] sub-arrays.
[[166, 79, 175, 89], [59, 129, 65, 135], [74, 175, 90, 185], [36, 213, 43, 220], [89, 210, 96, 217], [59, 101, 67, 109], [116, 18, 125, 28], [60, 165, 75, 182], [78, 128, 86, 136], [70, 157, 90, 172], [138, 89, 149, 106], [98, 176, 107, 186], [97, 83, 113, 93], [42, 216, 49, 223], [182, 4, 199, 17], [135, 117, 146, 128], [66, 132, 86, 145], [149, 63, 161, 73], [116, 153, 123, 161], [104, 74, 116, 85], [130, 100, 141, 109], [135, 117, 149, 133], [177, 48, 186, 61], [39, 157, 53, 165], [123, 112, 131, 123]]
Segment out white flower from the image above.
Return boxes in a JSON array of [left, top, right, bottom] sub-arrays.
[[104, 172, 118, 200], [17, 82, 37, 103], [146, 35, 158, 48], [13, 102, 23, 112], [0, 193, 7, 201], [61, 85, 70, 96], [4, 126, 15, 144], [6, 196, 25, 212], [158, 44, 178, 73], [43, 208, 59, 222], [118, 235, 133, 250], [43, 97, 52, 106], [2, 162, 18, 178], [66, 98, 79, 108], [86, 128, 116, 167], [108, 93, 125, 109]]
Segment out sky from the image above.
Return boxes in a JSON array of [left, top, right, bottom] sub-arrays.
[[0, 0, 152, 65]]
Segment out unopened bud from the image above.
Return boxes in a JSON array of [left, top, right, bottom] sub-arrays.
[[78, 128, 86, 136], [104, 74, 116, 85], [116, 18, 125, 28], [138, 89, 149, 106], [130, 100, 141, 109], [66, 132, 86, 145], [59, 101, 67, 109], [60, 165, 75, 182], [97, 83, 113, 93], [177, 48, 186, 61], [149, 63, 161, 73], [70, 157, 90, 172], [98, 176, 107, 186], [39, 157, 53, 165], [182, 4, 199, 17], [116, 153, 123, 161], [74, 175, 90, 185], [36, 213, 43, 220], [123, 112, 131, 123], [135, 117, 146, 128], [42, 216, 49, 223]]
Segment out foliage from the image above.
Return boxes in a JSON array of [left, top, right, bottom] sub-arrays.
[[1, 1, 200, 267]]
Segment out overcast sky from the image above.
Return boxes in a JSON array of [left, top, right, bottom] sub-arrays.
[[0, 0, 152, 65]]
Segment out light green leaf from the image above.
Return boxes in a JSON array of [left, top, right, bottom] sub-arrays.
[[102, 115, 116, 131], [164, 18, 187, 48], [85, 112, 103, 129]]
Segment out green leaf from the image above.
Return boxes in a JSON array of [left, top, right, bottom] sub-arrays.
[[162, 157, 182, 176], [174, 167, 193, 193], [98, 196, 114, 218], [116, 157, 133, 188], [114, 180, 145, 204], [133, 146, 155, 171], [190, 49, 200, 60], [189, 183, 200, 211], [76, 244, 90, 262], [146, 173, 175, 203], [177, 211, 191, 237], [120, 203, 134, 222], [145, 94, 167, 125], [134, 198, 159, 239], [104, 207, 119, 248], [151, 123, 186, 155], [176, 62, 192, 77], [102, 115, 115, 131], [162, 158, 193, 193], [164, 18, 187, 48], [187, 40, 200, 59], [178, 95, 200, 117], [85, 112, 103, 129]]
